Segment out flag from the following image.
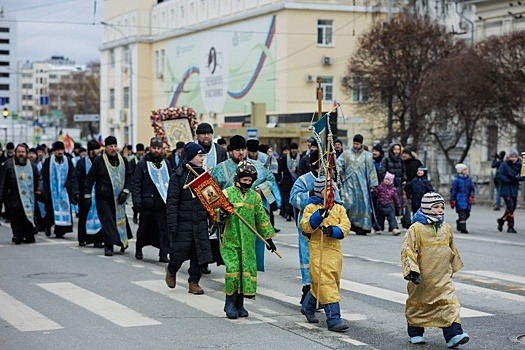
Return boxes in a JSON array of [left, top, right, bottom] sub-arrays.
[[312, 114, 328, 150], [97, 134, 103, 146], [187, 171, 234, 222]]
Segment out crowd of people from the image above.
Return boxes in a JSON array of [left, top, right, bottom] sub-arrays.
[[1, 125, 524, 348]]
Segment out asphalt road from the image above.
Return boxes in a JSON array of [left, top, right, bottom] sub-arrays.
[[0, 204, 524, 350]]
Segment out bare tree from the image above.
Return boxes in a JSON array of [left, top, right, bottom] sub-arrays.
[[343, 13, 464, 150], [49, 61, 100, 139], [476, 30, 525, 150], [419, 48, 496, 169]]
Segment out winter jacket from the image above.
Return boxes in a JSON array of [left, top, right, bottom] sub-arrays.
[[495, 160, 524, 198], [378, 144, 406, 198], [450, 175, 475, 212], [407, 175, 434, 210], [374, 183, 400, 208], [166, 161, 212, 265], [404, 157, 423, 182]]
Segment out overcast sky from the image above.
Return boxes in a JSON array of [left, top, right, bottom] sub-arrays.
[[2, 0, 104, 65]]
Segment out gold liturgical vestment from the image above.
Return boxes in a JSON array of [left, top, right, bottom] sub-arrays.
[[301, 203, 351, 304], [401, 221, 464, 327]]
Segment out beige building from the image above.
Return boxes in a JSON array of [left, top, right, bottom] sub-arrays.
[[100, 0, 394, 150]]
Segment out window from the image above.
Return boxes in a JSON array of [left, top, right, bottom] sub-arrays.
[[49, 74, 58, 79], [0, 28, 9, 33], [0, 50, 9, 55], [0, 61, 9, 66], [320, 76, 333, 101], [109, 88, 115, 109], [0, 72, 8, 78], [352, 78, 369, 103], [160, 49, 165, 76], [317, 20, 333, 46], [155, 50, 159, 76], [123, 87, 130, 108], [22, 83, 32, 89], [0, 84, 9, 90], [1, 97, 9, 104], [0, 39, 9, 44], [109, 49, 115, 68], [123, 46, 131, 65]]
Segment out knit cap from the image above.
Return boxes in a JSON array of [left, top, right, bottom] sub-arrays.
[[184, 142, 205, 162], [455, 163, 468, 174], [384, 172, 395, 182], [508, 149, 519, 157], [420, 192, 445, 216], [314, 176, 334, 197]]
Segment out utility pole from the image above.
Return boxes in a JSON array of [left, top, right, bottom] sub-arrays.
[[386, 0, 394, 144]]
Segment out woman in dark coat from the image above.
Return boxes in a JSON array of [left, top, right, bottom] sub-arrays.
[[378, 144, 406, 204], [495, 150, 524, 233], [164, 143, 213, 295]]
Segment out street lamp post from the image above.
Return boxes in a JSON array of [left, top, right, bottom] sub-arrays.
[[101, 21, 134, 146]]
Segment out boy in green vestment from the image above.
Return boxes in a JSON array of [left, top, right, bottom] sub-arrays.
[[218, 161, 276, 319]]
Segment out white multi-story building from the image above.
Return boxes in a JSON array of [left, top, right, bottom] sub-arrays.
[[0, 10, 18, 117]]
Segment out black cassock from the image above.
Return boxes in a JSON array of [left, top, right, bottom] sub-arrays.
[[85, 154, 132, 248]]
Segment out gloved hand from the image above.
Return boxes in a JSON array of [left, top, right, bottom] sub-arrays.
[[449, 201, 456, 209], [117, 191, 129, 205], [395, 207, 402, 217], [467, 196, 475, 205], [83, 194, 92, 209], [321, 226, 333, 237], [71, 194, 80, 206], [219, 209, 230, 222], [409, 271, 421, 285], [266, 238, 277, 252], [318, 208, 330, 218]]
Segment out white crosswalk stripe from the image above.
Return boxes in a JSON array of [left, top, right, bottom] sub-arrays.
[[0, 289, 63, 332], [133, 279, 277, 325], [38, 282, 161, 327], [462, 270, 525, 285]]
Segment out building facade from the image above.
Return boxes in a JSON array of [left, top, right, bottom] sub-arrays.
[[0, 11, 18, 119], [100, 0, 396, 149]]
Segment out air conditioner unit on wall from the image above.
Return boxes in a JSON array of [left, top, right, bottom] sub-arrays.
[[156, 72, 164, 79], [323, 56, 333, 66], [305, 74, 315, 83], [122, 66, 128, 74], [120, 110, 127, 122]]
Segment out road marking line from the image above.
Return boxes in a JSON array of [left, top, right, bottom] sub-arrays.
[[133, 280, 276, 324], [0, 289, 63, 332], [295, 322, 319, 330], [113, 259, 126, 263], [454, 235, 525, 247], [340, 338, 368, 346], [132, 264, 146, 268], [340, 279, 492, 318], [389, 272, 525, 304], [462, 270, 525, 285], [38, 282, 161, 327], [150, 270, 164, 276]]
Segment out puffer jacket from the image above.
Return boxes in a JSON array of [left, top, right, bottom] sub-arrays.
[[378, 144, 406, 198], [450, 175, 475, 212], [166, 161, 212, 265], [496, 160, 524, 197]]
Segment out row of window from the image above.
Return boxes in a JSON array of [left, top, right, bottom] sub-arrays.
[[108, 87, 130, 109], [108, 46, 131, 68]]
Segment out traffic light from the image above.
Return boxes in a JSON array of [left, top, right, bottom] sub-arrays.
[[2, 107, 8, 119]]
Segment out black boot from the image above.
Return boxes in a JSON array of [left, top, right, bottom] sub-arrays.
[[300, 284, 311, 305], [104, 246, 114, 256], [224, 294, 238, 319], [497, 218, 504, 232], [456, 220, 460, 231], [459, 222, 468, 234], [135, 247, 143, 260], [236, 293, 249, 317]]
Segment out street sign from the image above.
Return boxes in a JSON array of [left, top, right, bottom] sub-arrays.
[[73, 114, 100, 122], [246, 128, 258, 140], [40, 96, 49, 105], [0, 97, 6, 105]]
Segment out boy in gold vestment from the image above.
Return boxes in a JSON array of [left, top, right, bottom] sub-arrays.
[[401, 192, 470, 348]]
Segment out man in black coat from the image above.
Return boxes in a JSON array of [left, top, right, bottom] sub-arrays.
[[0, 144, 42, 244], [195, 122, 227, 170], [278, 142, 301, 221], [164, 142, 213, 295], [85, 136, 133, 256], [132, 137, 172, 262], [42, 141, 75, 238], [71, 140, 104, 248]]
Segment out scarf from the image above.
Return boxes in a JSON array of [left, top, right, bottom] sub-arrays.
[[14, 162, 36, 225], [199, 141, 217, 170], [286, 153, 300, 180], [146, 158, 170, 203], [411, 208, 444, 226]]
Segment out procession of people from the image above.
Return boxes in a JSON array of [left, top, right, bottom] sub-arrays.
[[1, 127, 524, 349]]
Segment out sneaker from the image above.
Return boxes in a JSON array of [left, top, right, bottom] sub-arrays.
[[165, 265, 176, 289], [446, 333, 469, 348], [409, 336, 426, 344], [507, 227, 517, 234], [188, 282, 204, 294], [497, 219, 504, 232], [392, 228, 401, 236], [373, 230, 382, 235]]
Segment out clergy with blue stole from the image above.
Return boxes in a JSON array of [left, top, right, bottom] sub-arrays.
[[337, 134, 378, 235], [42, 141, 74, 238], [195, 122, 227, 171], [210, 135, 276, 272], [85, 136, 133, 256], [132, 137, 172, 262], [0, 144, 42, 244], [71, 140, 104, 248]]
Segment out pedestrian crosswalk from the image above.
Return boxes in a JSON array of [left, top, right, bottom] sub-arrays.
[[0, 269, 524, 334]]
